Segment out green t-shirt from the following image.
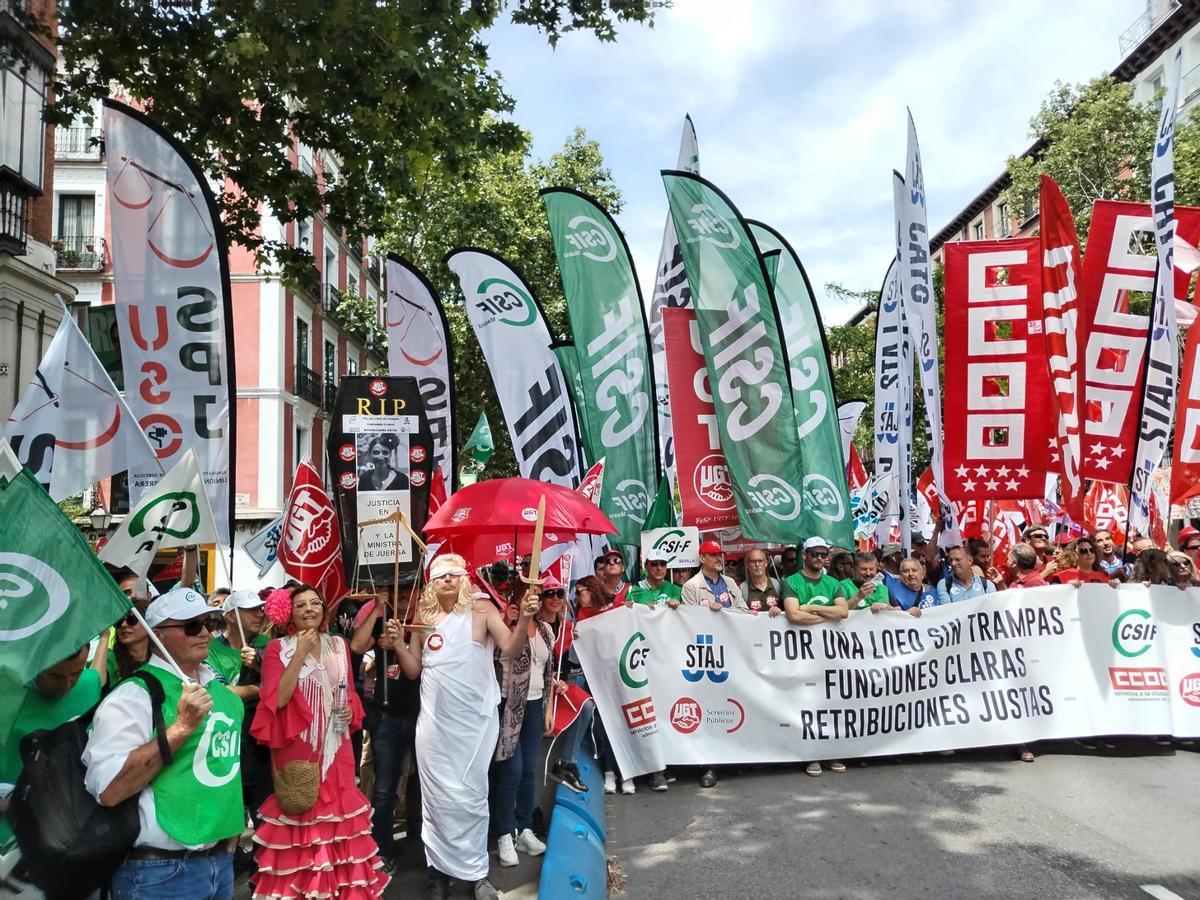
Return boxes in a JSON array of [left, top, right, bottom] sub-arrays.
[[839, 578, 890, 610], [785, 572, 844, 606], [0, 669, 102, 849], [627, 579, 682, 606], [205, 632, 269, 685]]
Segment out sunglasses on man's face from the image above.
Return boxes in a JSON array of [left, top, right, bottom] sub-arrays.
[[646, 560, 667, 567], [806, 550, 829, 559], [1029, 532, 1048, 540], [541, 589, 566, 599], [158, 617, 221, 637]]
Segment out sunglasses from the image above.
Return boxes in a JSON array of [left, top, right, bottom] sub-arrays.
[[118, 612, 139, 628], [646, 560, 667, 567], [605, 558, 623, 565], [157, 617, 221, 637], [1184, 544, 1200, 553], [1028, 533, 1048, 540], [806, 550, 829, 559], [541, 589, 566, 599]]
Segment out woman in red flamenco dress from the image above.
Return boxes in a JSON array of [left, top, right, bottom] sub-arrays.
[[250, 584, 388, 898]]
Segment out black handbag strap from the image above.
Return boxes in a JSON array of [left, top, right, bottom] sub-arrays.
[[127, 669, 173, 766]]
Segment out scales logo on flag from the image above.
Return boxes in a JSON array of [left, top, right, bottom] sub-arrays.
[[0, 553, 70, 641]]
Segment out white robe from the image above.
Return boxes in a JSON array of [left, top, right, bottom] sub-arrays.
[[416, 609, 500, 881]]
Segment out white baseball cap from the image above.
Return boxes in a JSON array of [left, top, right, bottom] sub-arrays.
[[802, 536, 830, 552], [643, 547, 670, 563], [222, 588, 265, 615], [145, 588, 214, 629]]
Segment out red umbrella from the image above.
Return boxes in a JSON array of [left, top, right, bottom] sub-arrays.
[[424, 477, 616, 537]]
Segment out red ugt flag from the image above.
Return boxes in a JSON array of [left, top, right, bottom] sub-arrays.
[[279, 460, 349, 605]]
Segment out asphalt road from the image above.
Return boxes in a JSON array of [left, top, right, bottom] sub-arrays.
[[605, 743, 1200, 900]]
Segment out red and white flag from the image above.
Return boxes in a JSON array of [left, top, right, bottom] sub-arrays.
[[662, 308, 738, 530], [847, 444, 868, 493], [1038, 175, 1086, 521], [1172, 327, 1200, 506], [943, 239, 1052, 500], [1083, 481, 1130, 548], [279, 460, 349, 605], [1079, 199, 1200, 482]]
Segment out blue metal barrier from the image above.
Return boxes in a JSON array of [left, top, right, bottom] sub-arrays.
[[537, 804, 607, 898], [553, 753, 606, 842]]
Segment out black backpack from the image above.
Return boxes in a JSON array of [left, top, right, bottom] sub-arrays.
[[10, 669, 174, 900]]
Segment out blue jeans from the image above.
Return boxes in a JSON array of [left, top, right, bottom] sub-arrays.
[[492, 697, 544, 836], [111, 851, 233, 900], [556, 696, 595, 764], [366, 710, 421, 860]]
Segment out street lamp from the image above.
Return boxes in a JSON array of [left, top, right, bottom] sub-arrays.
[[0, 7, 52, 255], [89, 503, 111, 532]]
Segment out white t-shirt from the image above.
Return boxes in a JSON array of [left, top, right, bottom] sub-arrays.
[[525, 631, 550, 701]]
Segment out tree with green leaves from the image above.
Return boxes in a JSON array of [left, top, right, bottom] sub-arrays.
[[1004, 75, 1200, 244], [381, 126, 623, 477], [48, 1, 660, 286]]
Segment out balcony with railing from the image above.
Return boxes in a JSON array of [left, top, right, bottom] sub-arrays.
[[367, 256, 380, 282], [54, 127, 102, 161], [1118, 0, 1179, 57], [295, 364, 323, 406], [53, 235, 106, 271], [1182, 63, 1200, 106]]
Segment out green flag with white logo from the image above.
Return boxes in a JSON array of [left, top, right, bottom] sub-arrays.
[[99, 447, 219, 577], [750, 221, 853, 548], [542, 188, 661, 547], [661, 171, 806, 543], [642, 475, 676, 531], [552, 343, 595, 464], [462, 412, 494, 466], [0, 469, 131, 736]]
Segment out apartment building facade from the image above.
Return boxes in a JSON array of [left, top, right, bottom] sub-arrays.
[[53, 114, 388, 586]]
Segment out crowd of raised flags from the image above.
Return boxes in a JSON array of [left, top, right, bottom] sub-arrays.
[[3, 53, 1200, 900]]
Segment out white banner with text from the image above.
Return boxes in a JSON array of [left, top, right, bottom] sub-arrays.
[[574, 585, 1200, 778]]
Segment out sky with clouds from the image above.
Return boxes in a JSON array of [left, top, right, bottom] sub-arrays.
[[484, 0, 1145, 323]]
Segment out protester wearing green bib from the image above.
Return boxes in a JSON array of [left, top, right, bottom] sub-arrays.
[[838, 552, 892, 612], [84, 588, 243, 899], [1, 646, 102, 861], [627, 548, 682, 606]]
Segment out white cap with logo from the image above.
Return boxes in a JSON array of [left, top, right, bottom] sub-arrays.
[[145, 588, 213, 629], [222, 588, 265, 615]]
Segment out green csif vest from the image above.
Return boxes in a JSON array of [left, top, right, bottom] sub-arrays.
[[131, 666, 245, 845]]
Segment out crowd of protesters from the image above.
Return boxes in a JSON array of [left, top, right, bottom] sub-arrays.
[[2, 521, 1198, 899]]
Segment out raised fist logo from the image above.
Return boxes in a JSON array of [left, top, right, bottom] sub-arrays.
[[284, 487, 338, 568]]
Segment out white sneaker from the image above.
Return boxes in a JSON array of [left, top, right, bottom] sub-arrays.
[[621, 778, 636, 795], [604, 770, 617, 794], [514, 827, 546, 856], [496, 832, 518, 867]]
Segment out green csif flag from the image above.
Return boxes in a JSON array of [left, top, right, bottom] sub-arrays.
[[642, 475, 677, 531], [661, 171, 806, 543], [542, 188, 660, 547], [0, 469, 131, 731], [552, 343, 595, 463], [750, 221, 853, 547], [463, 412, 495, 466]]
